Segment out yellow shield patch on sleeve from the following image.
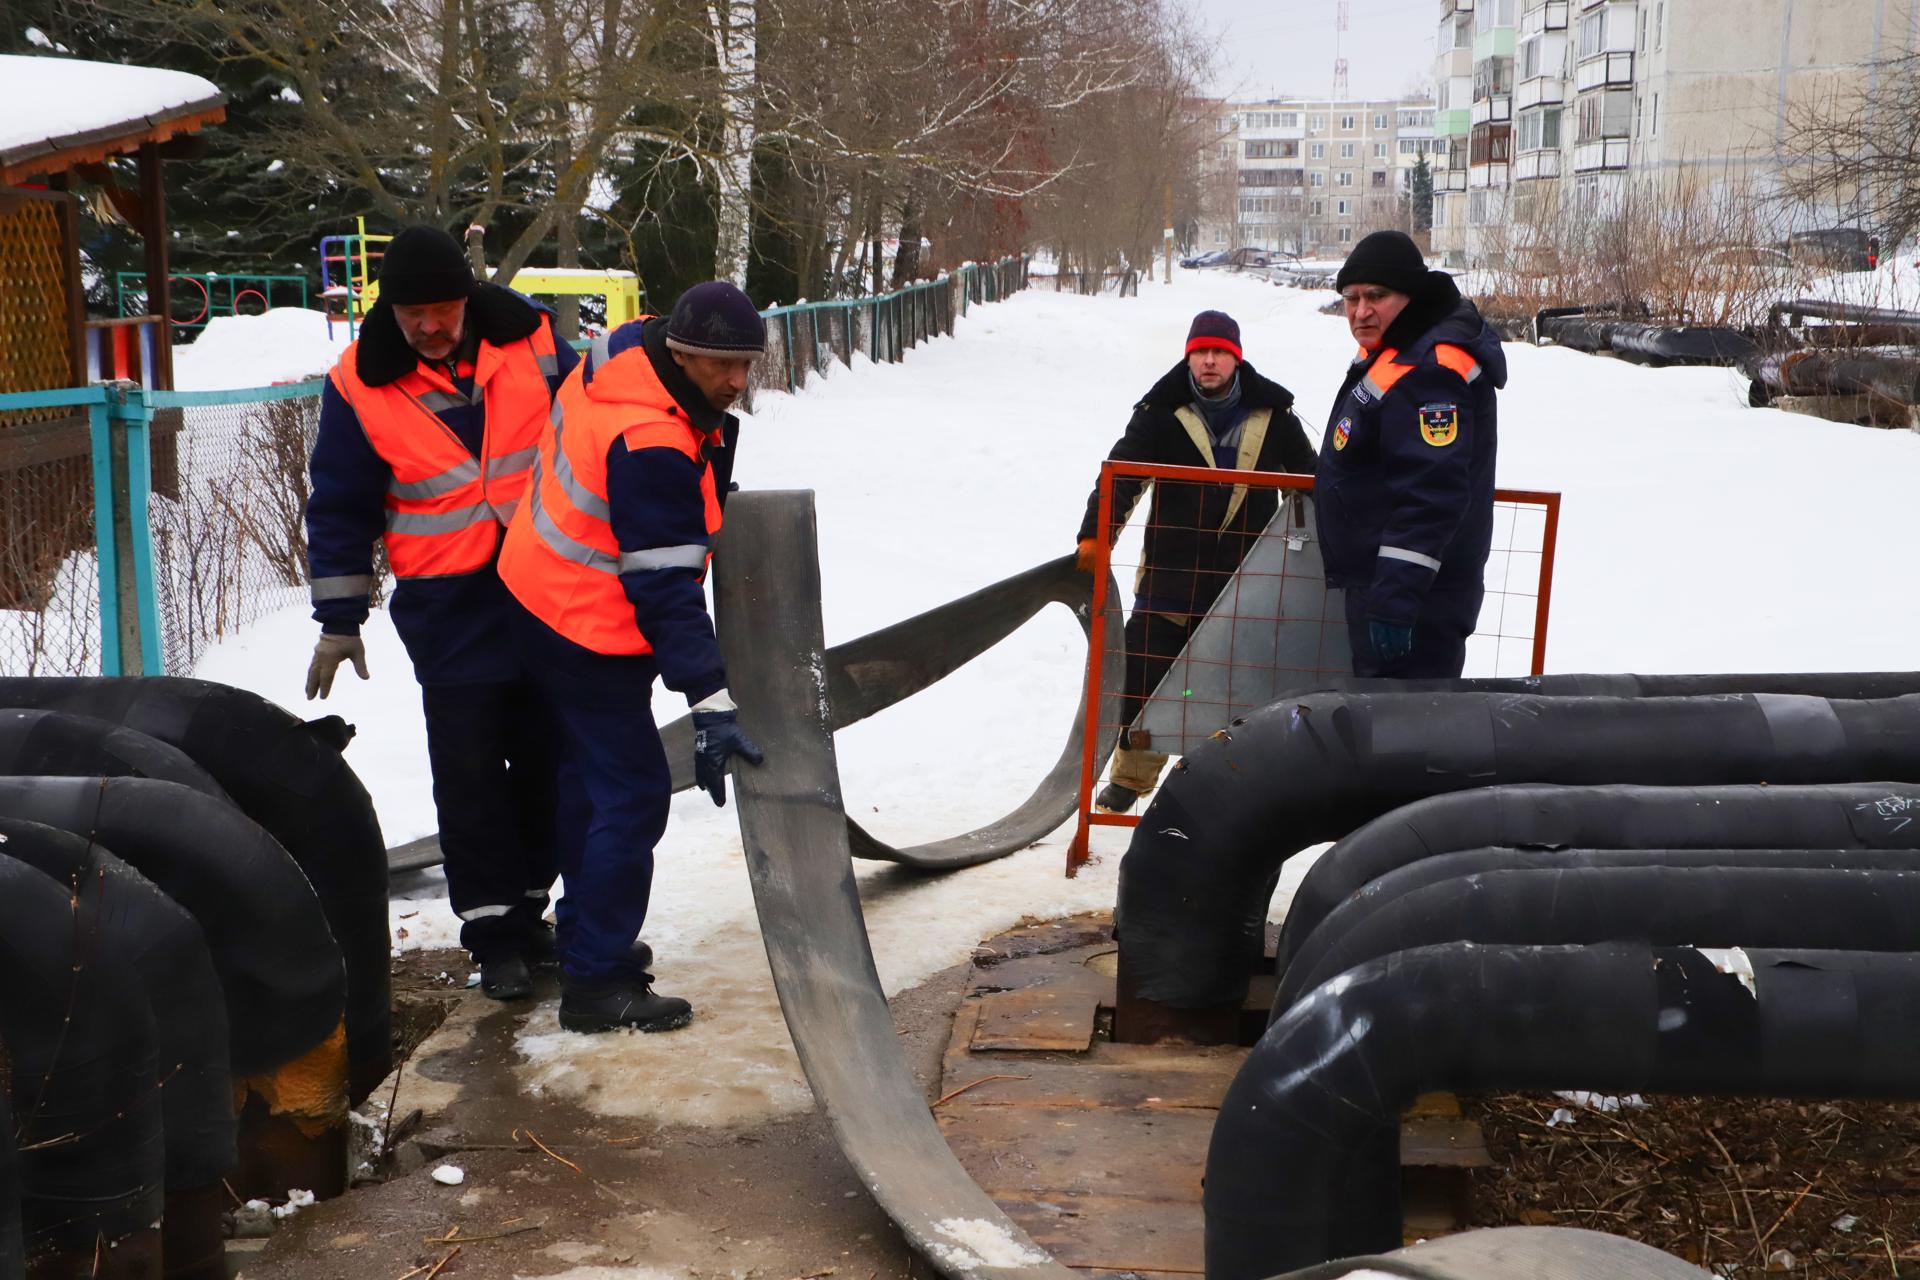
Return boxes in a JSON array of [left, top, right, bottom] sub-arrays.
[[1418, 403, 1459, 447]]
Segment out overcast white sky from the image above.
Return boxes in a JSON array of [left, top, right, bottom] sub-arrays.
[[1184, 0, 1441, 103]]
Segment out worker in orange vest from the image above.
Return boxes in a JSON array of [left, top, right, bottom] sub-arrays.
[[305, 225, 578, 999], [497, 281, 766, 1034]]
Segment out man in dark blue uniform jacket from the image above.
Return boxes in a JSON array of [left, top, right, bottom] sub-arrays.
[[1316, 229, 1506, 678]]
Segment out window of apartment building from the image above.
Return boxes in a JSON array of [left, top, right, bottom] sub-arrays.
[[1398, 139, 1423, 155], [1655, 2, 1663, 49], [1310, 171, 1325, 187], [1336, 199, 1350, 216], [1578, 11, 1604, 58], [1240, 168, 1280, 186], [1340, 114, 1356, 131], [1651, 92, 1659, 136], [1310, 142, 1326, 159], [1336, 171, 1354, 187], [1281, 112, 1300, 127], [1339, 141, 1356, 159], [1245, 140, 1299, 159], [1373, 113, 1388, 129], [1309, 113, 1326, 131], [1219, 143, 1232, 160], [1519, 34, 1540, 80], [1577, 89, 1632, 141], [1310, 199, 1324, 216], [1339, 227, 1354, 244], [1373, 141, 1388, 159], [1371, 170, 1388, 187], [1516, 107, 1561, 151]]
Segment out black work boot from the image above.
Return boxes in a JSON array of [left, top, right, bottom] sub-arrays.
[[1095, 782, 1139, 814], [559, 974, 692, 1033], [521, 921, 560, 969], [479, 951, 534, 1001]]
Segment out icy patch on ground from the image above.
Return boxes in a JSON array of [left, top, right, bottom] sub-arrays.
[[928, 1216, 1050, 1269]]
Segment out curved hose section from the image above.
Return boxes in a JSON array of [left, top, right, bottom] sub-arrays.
[[1277, 782, 1920, 972], [1277, 863, 1920, 1013], [1118, 692, 1920, 1024], [1206, 942, 1920, 1279], [0, 776, 348, 1200], [0, 677, 390, 1101], [0, 708, 227, 798], [1, 820, 236, 1181], [0, 854, 165, 1274], [1269, 1225, 1714, 1280]]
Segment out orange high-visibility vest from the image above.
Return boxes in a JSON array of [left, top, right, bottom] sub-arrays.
[[496, 326, 723, 656], [1353, 341, 1484, 400], [327, 320, 561, 578]]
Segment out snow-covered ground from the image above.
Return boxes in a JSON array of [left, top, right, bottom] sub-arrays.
[[194, 267, 1920, 1127], [173, 307, 342, 391]]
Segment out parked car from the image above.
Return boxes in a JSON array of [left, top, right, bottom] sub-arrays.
[[1179, 249, 1228, 269], [1787, 227, 1878, 272], [1218, 246, 1273, 271]]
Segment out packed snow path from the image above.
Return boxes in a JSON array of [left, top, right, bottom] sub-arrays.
[[197, 269, 1920, 1127]]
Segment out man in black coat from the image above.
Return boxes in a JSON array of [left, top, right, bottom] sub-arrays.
[[1317, 230, 1505, 678], [1074, 310, 1316, 813]]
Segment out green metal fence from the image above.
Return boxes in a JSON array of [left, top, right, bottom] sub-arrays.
[[0, 254, 1031, 677]]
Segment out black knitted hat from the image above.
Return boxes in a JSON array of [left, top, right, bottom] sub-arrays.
[[1334, 229, 1431, 297], [666, 281, 767, 358], [1185, 310, 1242, 359], [378, 226, 475, 305]]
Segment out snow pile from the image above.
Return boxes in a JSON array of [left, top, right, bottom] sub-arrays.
[[1804, 253, 1920, 312], [195, 267, 1920, 1130], [928, 1217, 1051, 1269], [172, 308, 340, 391], [0, 55, 220, 158]]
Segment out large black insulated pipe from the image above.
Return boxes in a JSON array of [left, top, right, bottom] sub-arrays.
[[1279, 671, 1920, 700], [1276, 782, 1920, 972], [1206, 942, 1920, 1280], [0, 677, 390, 1101], [0, 855, 165, 1277], [1276, 863, 1920, 1013], [0, 776, 349, 1200], [2, 819, 236, 1279], [0, 708, 227, 798], [1117, 692, 1920, 1032], [0, 1087, 19, 1280]]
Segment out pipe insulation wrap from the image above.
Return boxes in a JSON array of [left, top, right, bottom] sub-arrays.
[[0, 676, 391, 1100], [0, 818, 236, 1189], [1276, 863, 1920, 1014], [1276, 782, 1920, 971], [0, 855, 165, 1257], [0, 776, 344, 1074], [0, 708, 227, 798], [1120, 693, 1920, 1010], [1275, 671, 1920, 702], [1205, 942, 1920, 1280], [1269, 1225, 1714, 1280]]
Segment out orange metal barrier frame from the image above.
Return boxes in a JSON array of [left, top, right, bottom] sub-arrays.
[[1067, 459, 1562, 874]]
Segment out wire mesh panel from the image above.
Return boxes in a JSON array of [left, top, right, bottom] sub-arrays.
[[0, 413, 101, 675], [1070, 460, 1560, 870], [148, 387, 323, 675]]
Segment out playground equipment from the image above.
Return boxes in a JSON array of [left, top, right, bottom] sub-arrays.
[[115, 271, 308, 333], [318, 218, 390, 339], [501, 265, 642, 332]]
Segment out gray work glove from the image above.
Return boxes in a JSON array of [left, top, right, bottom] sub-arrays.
[[305, 632, 369, 700]]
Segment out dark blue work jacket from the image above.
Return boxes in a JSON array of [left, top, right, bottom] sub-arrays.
[[1315, 298, 1506, 628]]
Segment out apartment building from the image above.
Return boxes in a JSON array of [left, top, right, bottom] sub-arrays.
[[1432, 0, 1920, 268], [1200, 94, 1441, 258]]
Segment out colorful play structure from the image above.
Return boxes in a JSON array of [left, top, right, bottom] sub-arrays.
[[114, 272, 308, 334], [320, 218, 641, 341]]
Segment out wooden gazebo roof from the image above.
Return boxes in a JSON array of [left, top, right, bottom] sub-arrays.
[[0, 54, 226, 185]]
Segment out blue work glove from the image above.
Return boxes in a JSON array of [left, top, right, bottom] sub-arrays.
[[1368, 619, 1415, 665], [692, 708, 766, 807]]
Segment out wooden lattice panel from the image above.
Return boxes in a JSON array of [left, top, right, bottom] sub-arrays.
[[0, 196, 73, 409]]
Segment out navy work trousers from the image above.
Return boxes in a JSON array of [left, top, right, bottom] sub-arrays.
[[511, 605, 672, 985], [1342, 585, 1483, 679], [419, 676, 561, 959]]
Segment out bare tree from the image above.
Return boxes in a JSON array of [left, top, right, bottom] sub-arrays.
[[1776, 50, 1920, 247]]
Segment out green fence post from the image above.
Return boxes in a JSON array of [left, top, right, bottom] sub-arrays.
[[94, 383, 162, 675]]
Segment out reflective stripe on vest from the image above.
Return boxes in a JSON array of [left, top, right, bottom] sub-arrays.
[[497, 328, 724, 657], [327, 320, 559, 580], [1362, 343, 1482, 400]]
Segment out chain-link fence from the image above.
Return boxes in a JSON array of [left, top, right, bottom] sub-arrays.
[[148, 384, 326, 675], [749, 256, 1029, 404]]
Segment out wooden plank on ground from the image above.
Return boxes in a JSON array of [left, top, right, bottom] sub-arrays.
[[993, 1193, 1205, 1275], [970, 985, 1102, 1052], [939, 1104, 1214, 1203]]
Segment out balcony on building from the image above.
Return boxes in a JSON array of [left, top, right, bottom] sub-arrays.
[[1575, 50, 1634, 91], [1520, 0, 1569, 32], [1441, 0, 1475, 15], [1571, 138, 1629, 171], [1513, 149, 1561, 180], [1470, 94, 1512, 125], [1515, 75, 1565, 109]]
